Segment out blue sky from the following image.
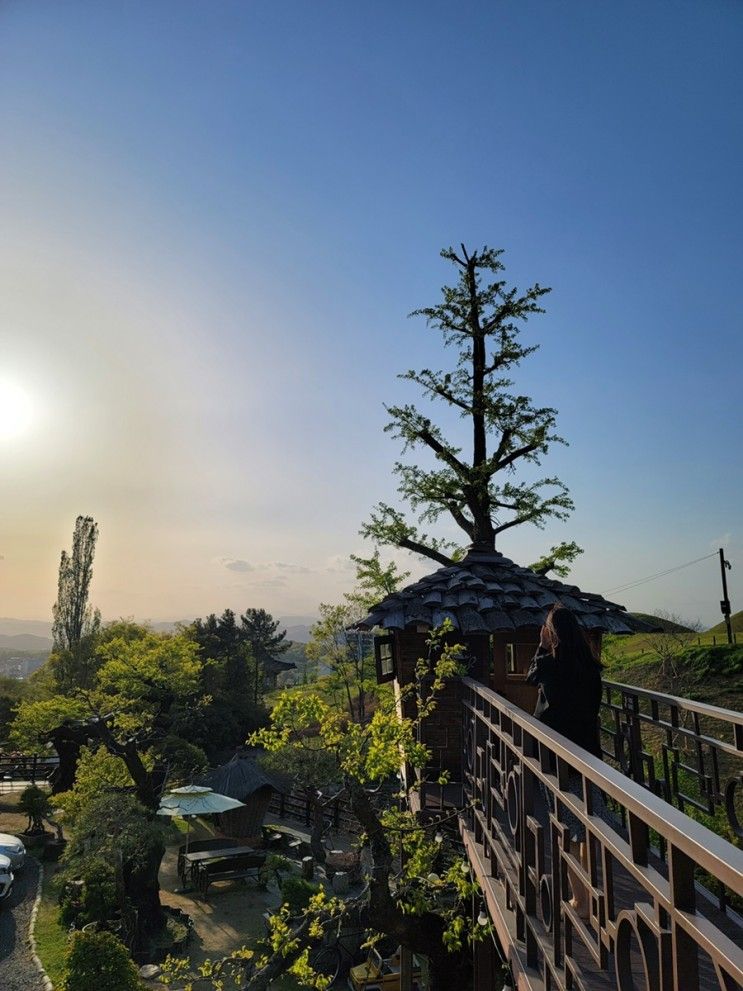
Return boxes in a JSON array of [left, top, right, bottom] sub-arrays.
[[0, 1, 741, 625]]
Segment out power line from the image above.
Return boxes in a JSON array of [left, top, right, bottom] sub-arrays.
[[601, 552, 717, 596]]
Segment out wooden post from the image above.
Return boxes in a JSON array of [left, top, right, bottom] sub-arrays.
[[719, 548, 734, 645], [399, 946, 414, 991]]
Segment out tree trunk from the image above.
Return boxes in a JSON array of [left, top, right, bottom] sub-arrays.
[[309, 796, 327, 863], [124, 835, 167, 949]]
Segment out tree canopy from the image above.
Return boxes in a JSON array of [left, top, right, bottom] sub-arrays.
[[222, 625, 486, 990], [362, 245, 581, 575]]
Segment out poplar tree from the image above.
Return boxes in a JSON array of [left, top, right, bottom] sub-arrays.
[[362, 245, 581, 573], [52, 515, 100, 653]]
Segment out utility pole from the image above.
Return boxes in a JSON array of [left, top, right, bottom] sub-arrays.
[[719, 548, 733, 645]]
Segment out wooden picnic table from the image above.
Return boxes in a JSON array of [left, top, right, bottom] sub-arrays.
[[179, 845, 256, 886]]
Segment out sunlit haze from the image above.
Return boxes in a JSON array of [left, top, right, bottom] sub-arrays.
[[0, 379, 35, 442], [1, 1, 741, 628]]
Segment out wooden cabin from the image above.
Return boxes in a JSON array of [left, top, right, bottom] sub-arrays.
[[198, 754, 278, 842], [357, 547, 652, 783]]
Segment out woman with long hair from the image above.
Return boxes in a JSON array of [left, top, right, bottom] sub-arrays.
[[526, 602, 605, 918], [528, 602, 603, 756]]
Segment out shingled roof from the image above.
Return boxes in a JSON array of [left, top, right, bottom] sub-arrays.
[[356, 548, 656, 635], [197, 754, 277, 801], [254, 645, 296, 675]]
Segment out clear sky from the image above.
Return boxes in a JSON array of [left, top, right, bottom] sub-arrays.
[[1, 1, 741, 627]]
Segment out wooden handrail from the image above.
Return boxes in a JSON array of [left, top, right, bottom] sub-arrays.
[[460, 676, 743, 991], [462, 677, 743, 894]]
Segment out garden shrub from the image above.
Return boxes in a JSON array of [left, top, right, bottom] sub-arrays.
[[59, 857, 119, 929], [18, 784, 52, 834], [61, 930, 142, 991], [279, 874, 321, 915]]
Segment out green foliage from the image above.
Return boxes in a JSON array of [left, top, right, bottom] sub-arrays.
[[61, 930, 142, 991], [254, 623, 464, 786], [529, 541, 584, 578], [52, 515, 101, 691], [279, 875, 322, 915], [345, 550, 411, 610], [306, 602, 375, 722], [242, 607, 290, 658], [12, 626, 211, 780], [250, 624, 482, 985], [9, 696, 88, 753], [187, 609, 271, 755], [55, 747, 165, 903], [158, 734, 209, 782], [95, 632, 201, 723], [18, 784, 51, 833], [362, 245, 574, 566], [602, 636, 743, 711], [0, 674, 29, 742], [58, 856, 119, 928]]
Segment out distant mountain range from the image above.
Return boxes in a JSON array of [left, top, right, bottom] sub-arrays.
[[0, 632, 54, 652], [0, 614, 317, 650]]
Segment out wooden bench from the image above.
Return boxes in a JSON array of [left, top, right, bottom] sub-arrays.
[[196, 852, 267, 899], [177, 838, 246, 880]]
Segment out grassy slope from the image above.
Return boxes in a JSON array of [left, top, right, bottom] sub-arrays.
[[602, 633, 743, 711], [34, 861, 68, 990], [707, 609, 743, 636]]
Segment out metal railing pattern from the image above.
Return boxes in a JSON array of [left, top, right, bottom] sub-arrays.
[[460, 677, 743, 991], [600, 681, 743, 838]]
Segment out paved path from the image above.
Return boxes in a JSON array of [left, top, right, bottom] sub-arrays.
[[0, 859, 42, 991]]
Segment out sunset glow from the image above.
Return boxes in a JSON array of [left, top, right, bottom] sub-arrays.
[[0, 379, 34, 441]]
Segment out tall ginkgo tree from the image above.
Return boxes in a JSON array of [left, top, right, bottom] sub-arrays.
[[362, 245, 582, 576]]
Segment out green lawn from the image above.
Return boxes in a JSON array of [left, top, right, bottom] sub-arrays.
[[33, 860, 68, 990]]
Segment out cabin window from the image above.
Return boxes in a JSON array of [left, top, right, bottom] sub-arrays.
[[374, 635, 396, 683], [506, 643, 516, 674]]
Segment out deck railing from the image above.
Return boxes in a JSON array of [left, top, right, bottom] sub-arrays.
[[600, 681, 743, 837], [460, 677, 743, 991]]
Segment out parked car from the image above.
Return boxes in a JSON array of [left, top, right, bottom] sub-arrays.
[[348, 947, 421, 991], [0, 833, 26, 870], [0, 854, 14, 905]]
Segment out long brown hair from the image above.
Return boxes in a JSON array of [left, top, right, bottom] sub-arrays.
[[541, 603, 602, 668]]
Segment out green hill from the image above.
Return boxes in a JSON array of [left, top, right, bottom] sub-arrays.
[[630, 613, 693, 634], [706, 610, 743, 636], [602, 634, 742, 713]]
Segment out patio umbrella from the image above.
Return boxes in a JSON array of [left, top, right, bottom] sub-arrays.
[[157, 785, 245, 854]]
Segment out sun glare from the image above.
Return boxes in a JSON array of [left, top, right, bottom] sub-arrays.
[[0, 379, 34, 441]]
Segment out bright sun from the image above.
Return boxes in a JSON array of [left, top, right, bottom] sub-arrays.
[[0, 379, 34, 441]]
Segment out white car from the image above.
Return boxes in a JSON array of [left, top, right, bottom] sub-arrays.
[[0, 854, 14, 904], [0, 833, 26, 870]]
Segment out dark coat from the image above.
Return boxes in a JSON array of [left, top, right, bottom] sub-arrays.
[[526, 647, 603, 758]]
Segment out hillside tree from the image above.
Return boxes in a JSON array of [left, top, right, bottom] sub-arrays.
[[51, 515, 101, 689], [241, 608, 290, 700], [362, 245, 581, 574]]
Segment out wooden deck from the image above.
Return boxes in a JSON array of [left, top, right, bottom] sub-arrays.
[[459, 679, 743, 991]]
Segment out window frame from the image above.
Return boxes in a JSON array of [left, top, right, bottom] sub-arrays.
[[374, 634, 397, 684]]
